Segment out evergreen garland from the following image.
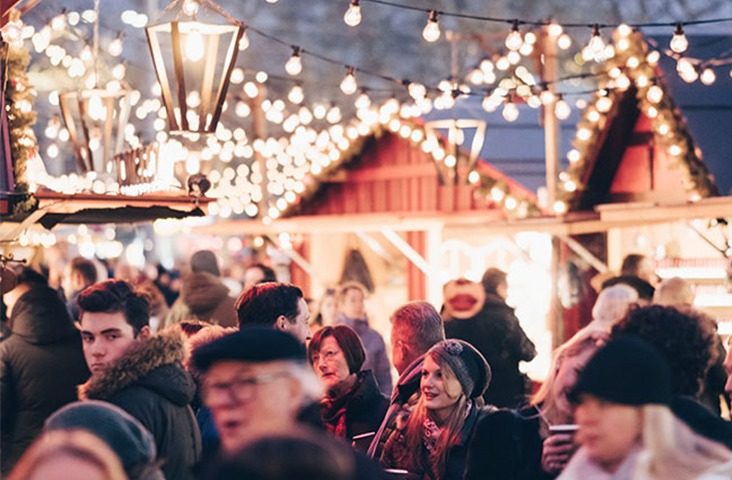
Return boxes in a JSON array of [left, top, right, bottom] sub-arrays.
[[3, 42, 38, 214]]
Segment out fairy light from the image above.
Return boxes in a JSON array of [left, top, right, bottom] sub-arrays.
[[288, 84, 304, 104], [502, 100, 519, 122], [285, 48, 303, 75], [422, 10, 441, 43], [646, 84, 664, 103], [355, 90, 371, 109], [505, 21, 523, 51], [340, 67, 358, 95], [700, 67, 716, 85], [587, 24, 605, 59], [669, 23, 688, 54], [344, 0, 362, 27], [547, 21, 563, 38], [239, 29, 250, 50], [554, 95, 571, 120], [557, 33, 572, 50]]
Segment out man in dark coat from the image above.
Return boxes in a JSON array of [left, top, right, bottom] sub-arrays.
[[445, 269, 536, 408], [368, 301, 445, 459], [77, 280, 201, 480], [0, 276, 90, 473]]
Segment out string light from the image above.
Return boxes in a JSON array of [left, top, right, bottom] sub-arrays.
[[700, 67, 716, 85], [287, 84, 304, 104], [557, 33, 572, 50], [422, 10, 440, 43], [285, 47, 303, 75], [587, 24, 605, 60], [547, 21, 563, 37], [646, 84, 664, 103], [505, 21, 523, 51], [340, 67, 358, 95], [239, 28, 250, 50], [502, 99, 519, 122], [554, 95, 571, 120], [669, 23, 688, 54], [344, 0, 362, 27]]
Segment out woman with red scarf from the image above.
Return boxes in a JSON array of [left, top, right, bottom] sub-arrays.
[[308, 325, 389, 452]]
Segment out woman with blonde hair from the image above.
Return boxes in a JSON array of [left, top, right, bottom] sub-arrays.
[[8, 430, 127, 480], [379, 339, 491, 479], [559, 336, 732, 479]]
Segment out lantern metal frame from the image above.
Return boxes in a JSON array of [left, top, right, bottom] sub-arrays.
[[58, 88, 132, 175], [145, 0, 244, 134]]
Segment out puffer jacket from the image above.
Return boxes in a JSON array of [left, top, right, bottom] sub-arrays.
[[0, 286, 90, 473], [79, 329, 202, 480]]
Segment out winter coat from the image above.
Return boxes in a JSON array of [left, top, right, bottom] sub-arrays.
[[336, 314, 393, 396], [0, 286, 90, 473], [79, 330, 202, 480], [320, 370, 389, 452], [162, 271, 237, 329], [445, 293, 536, 408], [465, 405, 552, 480], [671, 396, 732, 450], [369, 354, 424, 459], [380, 402, 493, 480]]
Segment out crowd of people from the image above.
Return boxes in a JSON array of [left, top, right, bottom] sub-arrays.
[[2, 250, 732, 479]]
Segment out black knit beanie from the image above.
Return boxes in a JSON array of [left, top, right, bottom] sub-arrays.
[[428, 339, 491, 399], [570, 335, 672, 406]]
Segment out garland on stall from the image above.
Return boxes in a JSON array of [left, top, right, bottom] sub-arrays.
[[279, 113, 541, 221], [557, 28, 717, 212], [3, 41, 38, 214]]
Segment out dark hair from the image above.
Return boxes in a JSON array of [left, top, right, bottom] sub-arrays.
[[70, 257, 98, 285], [78, 280, 150, 335], [308, 325, 365, 374], [247, 263, 277, 284], [235, 282, 303, 328], [611, 305, 716, 397], [16, 267, 48, 287], [621, 254, 647, 276], [391, 301, 445, 354], [481, 268, 507, 295], [205, 429, 354, 480]]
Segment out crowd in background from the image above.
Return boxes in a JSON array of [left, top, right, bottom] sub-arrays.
[[2, 250, 732, 479]]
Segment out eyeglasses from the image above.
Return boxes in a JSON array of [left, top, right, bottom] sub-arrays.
[[202, 371, 291, 402], [310, 349, 341, 364]]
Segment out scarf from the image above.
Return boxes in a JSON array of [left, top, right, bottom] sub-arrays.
[[320, 375, 362, 438]]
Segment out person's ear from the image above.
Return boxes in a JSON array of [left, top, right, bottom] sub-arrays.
[[276, 315, 288, 331], [138, 325, 151, 339]]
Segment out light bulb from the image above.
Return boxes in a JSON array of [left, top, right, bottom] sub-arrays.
[[288, 85, 304, 104], [408, 82, 426, 100], [285, 49, 302, 75], [555, 97, 571, 120], [700, 67, 716, 85], [616, 23, 632, 37], [108, 37, 123, 57], [355, 91, 371, 109], [502, 101, 519, 122], [557, 33, 572, 50], [185, 29, 205, 61], [505, 22, 523, 51], [340, 68, 357, 95], [344, 0, 362, 27], [588, 25, 605, 55], [646, 84, 663, 103], [539, 89, 555, 105], [239, 29, 250, 50], [88, 95, 107, 122], [182, 0, 199, 16], [547, 21, 563, 38], [670, 23, 688, 54], [422, 11, 440, 43]]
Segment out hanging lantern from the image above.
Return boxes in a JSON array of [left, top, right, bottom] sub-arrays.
[[59, 87, 132, 176], [145, 0, 244, 133]]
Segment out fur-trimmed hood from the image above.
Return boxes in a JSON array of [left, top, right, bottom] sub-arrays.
[[79, 329, 195, 406]]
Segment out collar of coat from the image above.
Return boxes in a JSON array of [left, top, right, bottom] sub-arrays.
[[79, 328, 187, 401]]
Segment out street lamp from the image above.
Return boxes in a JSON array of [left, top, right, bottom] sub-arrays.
[[145, 0, 244, 133]]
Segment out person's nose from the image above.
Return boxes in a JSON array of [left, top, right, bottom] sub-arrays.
[[89, 339, 105, 358]]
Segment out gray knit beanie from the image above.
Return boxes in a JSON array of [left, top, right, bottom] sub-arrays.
[[428, 339, 491, 399]]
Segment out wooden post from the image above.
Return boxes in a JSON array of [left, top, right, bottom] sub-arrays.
[[540, 27, 563, 347], [249, 85, 269, 217]]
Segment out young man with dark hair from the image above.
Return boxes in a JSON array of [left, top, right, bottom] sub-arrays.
[[235, 282, 310, 343], [78, 279, 201, 480]]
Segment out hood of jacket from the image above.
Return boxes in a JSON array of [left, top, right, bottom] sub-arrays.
[[79, 329, 195, 406], [181, 271, 230, 316], [10, 286, 77, 345]]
